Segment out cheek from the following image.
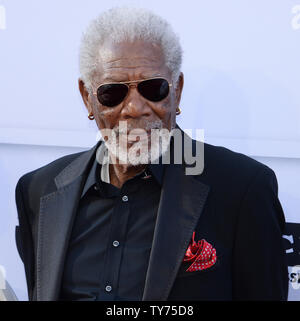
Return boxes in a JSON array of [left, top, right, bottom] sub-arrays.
[[154, 97, 175, 120], [160, 98, 177, 128], [93, 104, 121, 129]]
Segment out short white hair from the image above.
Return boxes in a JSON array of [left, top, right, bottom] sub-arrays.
[[79, 7, 183, 92]]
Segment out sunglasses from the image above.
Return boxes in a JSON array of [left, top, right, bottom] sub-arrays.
[[93, 77, 172, 107]]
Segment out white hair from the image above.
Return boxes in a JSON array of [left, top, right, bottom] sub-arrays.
[[79, 7, 183, 92]]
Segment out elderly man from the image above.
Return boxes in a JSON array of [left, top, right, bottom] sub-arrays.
[[15, 7, 288, 301]]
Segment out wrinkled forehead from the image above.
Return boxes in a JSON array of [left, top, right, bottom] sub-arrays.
[[93, 40, 171, 83]]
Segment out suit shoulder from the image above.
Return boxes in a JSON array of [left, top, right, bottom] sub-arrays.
[[17, 149, 86, 188], [15, 149, 88, 218], [202, 142, 276, 181]]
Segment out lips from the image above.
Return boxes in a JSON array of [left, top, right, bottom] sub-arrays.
[[117, 128, 150, 141], [127, 131, 150, 143]]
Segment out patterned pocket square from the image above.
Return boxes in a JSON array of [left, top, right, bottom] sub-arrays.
[[183, 232, 217, 272]]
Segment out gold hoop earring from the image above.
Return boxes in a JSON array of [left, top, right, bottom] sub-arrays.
[[176, 107, 181, 116], [88, 112, 95, 120]]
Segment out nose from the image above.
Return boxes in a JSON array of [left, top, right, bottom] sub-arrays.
[[120, 85, 152, 119]]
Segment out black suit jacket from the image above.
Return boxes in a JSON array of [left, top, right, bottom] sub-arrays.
[[15, 129, 288, 301]]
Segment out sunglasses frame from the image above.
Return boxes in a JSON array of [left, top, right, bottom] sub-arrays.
[[92, 77, 173, 107]]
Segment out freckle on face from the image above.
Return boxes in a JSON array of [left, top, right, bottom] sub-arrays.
[[91, 40, 177, 133]]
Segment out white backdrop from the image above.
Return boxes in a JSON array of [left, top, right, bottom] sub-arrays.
[[0, 0, 300, 300]]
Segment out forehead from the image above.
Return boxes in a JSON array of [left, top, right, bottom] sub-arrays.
[[94, 40, 170, 83]]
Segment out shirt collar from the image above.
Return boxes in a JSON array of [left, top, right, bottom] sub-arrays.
[[147, 162, 164, 185], [80, 154, 99, 198]]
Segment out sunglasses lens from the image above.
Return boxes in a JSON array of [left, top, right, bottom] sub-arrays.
[[97, 84, 128, 107], [138, 78, 170, 102]]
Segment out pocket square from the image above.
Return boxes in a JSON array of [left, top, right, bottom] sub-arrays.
[[183, 232, 217, 272]]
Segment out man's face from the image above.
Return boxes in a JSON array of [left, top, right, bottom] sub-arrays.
[[80, 40, 183, 164]]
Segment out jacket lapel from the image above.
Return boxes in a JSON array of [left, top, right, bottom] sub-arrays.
[[142, 136, 210, 301], [36, 141, 101, 301]]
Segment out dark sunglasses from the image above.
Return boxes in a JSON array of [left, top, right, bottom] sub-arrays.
[[93, 77, 172, 107]]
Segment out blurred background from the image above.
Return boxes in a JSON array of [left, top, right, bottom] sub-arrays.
[[0, 0, 299, 300]]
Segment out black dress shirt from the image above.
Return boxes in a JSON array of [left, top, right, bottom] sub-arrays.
[[59, 155, 164, 301]]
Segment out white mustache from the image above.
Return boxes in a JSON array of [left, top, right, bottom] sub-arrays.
[[113, 120, 163, 135]]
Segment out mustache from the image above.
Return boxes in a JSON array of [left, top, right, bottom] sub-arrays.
[[112, 120, 163, 135]]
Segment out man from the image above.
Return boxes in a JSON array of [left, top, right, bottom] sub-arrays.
[[15, 7, 288, 301]]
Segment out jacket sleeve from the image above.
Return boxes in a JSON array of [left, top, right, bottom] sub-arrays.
[[15, 177, 35, 301], [232, 166, 289, 300]]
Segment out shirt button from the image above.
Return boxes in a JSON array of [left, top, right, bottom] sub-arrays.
[[113, 240, 120, 247], [122, 195, 128, 202], [105, 285, 112, 292], [94, 185, 99, 191]]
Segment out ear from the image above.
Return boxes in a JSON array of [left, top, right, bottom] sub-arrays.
[[78, 78, 92, 113], [174, 72, 184, 107]]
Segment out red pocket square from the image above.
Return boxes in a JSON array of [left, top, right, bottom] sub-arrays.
[[183, 232, 217, 272]]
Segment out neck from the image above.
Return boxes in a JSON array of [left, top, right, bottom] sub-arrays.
[[109, 161, 147, 189]]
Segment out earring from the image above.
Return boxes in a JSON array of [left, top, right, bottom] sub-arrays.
[[176, 107, 182, 115], [88, 112, 95, 120]]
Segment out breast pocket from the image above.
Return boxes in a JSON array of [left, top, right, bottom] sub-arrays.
[[176, 249, 222, 278]]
